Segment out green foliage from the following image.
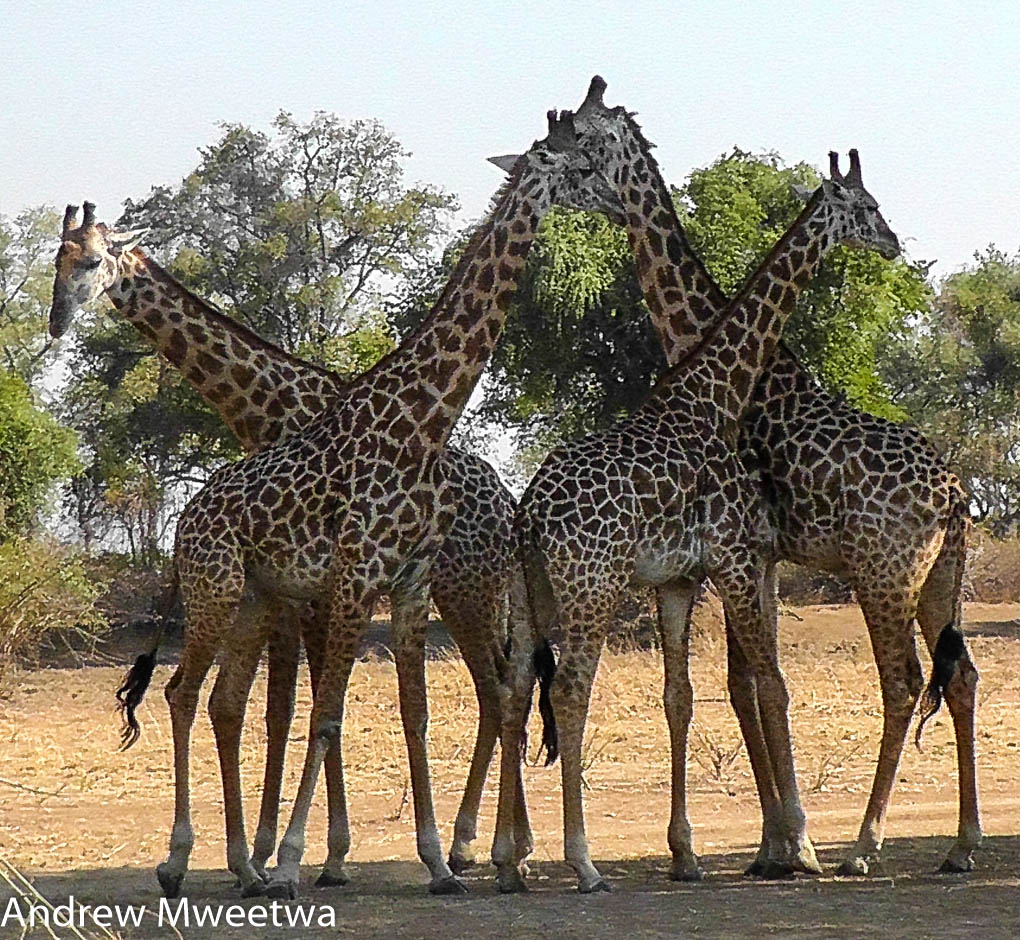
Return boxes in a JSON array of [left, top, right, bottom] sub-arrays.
[[0, 536, 106, 688], [884, 247, 1020, 532], [0, 369, 79, 538], [442, 150, 930, 462], [119, 111, 456, 358], [0, 206, 62, 384]]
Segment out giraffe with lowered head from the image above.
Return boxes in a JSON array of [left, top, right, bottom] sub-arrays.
[[111, 110, 625, 900], [49, 201, 521, 891], [491, 127, 900, 893], [567, 76, 979, 877]]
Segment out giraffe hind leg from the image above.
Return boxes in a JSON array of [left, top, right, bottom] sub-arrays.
[[916, 525, 981, 873]]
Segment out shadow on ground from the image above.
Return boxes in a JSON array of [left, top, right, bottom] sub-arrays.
[[6, 836, 1018, 939]]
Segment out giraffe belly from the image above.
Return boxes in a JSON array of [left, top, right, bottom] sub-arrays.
[[631, 531, 702, 587]]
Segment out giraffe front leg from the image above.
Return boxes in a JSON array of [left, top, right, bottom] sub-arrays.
[[268, 585, 371, 900], [392, 584, 466, 895], [655, 582, 705, 882]]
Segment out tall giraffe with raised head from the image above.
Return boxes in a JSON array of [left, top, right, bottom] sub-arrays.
[[109, 111, 625, 900], [491, 129, 900, 893], [48, 202, 525, 889], [568, 76, 979, 877]]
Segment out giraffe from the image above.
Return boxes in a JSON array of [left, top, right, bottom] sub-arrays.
[[49, 203, 523, 888], [111, 110, 626, 900], [490, 131, 900, 893], [567, 76, 979, 877]]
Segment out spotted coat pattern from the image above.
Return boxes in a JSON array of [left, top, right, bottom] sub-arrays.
[[492, 134, 902, 893], [568, 81, 979, 878], [141, 114, 625, 900]]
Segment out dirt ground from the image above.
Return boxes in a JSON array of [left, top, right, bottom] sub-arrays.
[[1, 603, 1019, 939]]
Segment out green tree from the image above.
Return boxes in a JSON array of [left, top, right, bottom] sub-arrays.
[[0, 369, 79, 539], [884, 247, 1020, 533], [0, 205, 62, 384], [62, 111, 456, 555], [443, 150, 930, 466]]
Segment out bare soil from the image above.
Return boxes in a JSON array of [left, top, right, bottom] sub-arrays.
[[1, 603, 1019, 938]]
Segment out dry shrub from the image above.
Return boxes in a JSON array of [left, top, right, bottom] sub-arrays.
[[0, 537, 107, 689], [965, 532, 1020, 603]]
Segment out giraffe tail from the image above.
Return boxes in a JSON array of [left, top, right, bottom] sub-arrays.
[[517, 534, 560, 765], [534, 638, 558, 765], [915, 487, 970, 748], [115, 566, 178, 751]]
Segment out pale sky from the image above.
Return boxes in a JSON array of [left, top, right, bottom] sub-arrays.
[[1, 0, 1017, 280]]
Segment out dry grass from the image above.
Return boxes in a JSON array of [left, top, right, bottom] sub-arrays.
[[0, 604, 1018, 883]]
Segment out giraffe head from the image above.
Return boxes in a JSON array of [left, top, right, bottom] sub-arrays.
[[49, 202, 148, 338], [570, 75, 647, 192], [487, 110, 626, 224], [813, 150, 899, 260]]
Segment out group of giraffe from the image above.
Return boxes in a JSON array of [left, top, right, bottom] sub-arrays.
[[48, 76, 979, 900]]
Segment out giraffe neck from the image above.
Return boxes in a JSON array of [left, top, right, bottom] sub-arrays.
[[351, 166, 548, 449], [612, 117, 729, 362], [655, 188, 834, 432], [103, 250, 343, 452]]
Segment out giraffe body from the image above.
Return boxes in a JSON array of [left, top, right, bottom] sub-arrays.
[[570, 77, 979, 876], [492, 112, 900, 892], [134, 112, 624, 900], [50, 207, 521, 890]]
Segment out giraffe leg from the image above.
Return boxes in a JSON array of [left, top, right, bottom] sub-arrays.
[[722, 616, 786, 877], [715, 564, 820, 876], [156, 592, 236, 899], [303, 610, 352, 889], [434, 576, 508, 874], [269, 581, 370, 900], [916, 540, 981, 873], [836, 580, 924, 876], [250, 604, 300, 882], [491, 574, 536, 894], [391, 583, 466, 894], [207, 602, 268, 896], [655, 581, 705, 882]]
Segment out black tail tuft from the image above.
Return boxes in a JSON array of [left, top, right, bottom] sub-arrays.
[[533, 639, 558, 766], [915, 622, 967, 749], [115, 650, 157, 751]]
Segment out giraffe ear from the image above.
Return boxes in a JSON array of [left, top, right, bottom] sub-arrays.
[[487, 154, 521, 173], [107, 228, 149, 253]]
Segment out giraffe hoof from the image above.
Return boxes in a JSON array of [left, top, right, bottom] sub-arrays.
[[744, 859, 767, 877], [240, 879, 266, 898], [265, 878, 299, 900], [791, 848, 823, 876], [836, 857, 870, 877], [448, 854, 476, 876], [429, 875, 468, 896], [314, 869, 350, 888], [938, 855, 974, 874], [670, 865, 706, 883], [579, 877, 612, 894], [155, 864, 184, 899], [750, 860, 796, 881], [496, 869, 529, 894]]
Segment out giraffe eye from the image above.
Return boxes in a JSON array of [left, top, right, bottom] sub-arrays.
[[78, 258, 102, 270]]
